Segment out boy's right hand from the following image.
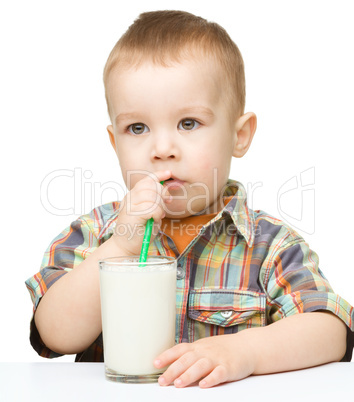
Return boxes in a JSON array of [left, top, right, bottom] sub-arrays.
[[110, 170, 173, 255]]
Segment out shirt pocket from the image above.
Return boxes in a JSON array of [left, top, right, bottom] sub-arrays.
[[188, 288, 267, 328]]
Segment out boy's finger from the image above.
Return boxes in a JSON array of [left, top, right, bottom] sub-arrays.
[[154, 342, 191, 368], [173, 358, 214, 388], [130, 190, 163, 206], [199, 365, 229, 388], [157, 351, 198, 386], [134, 170, 172, 194], [155, 170, 172, 183]]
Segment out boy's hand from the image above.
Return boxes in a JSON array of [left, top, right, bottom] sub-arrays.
[[111, 170, 172, 255], [154, 313, 348, 388], [154, 333, 256, 388]]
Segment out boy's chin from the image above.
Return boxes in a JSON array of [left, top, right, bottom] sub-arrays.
[[163, 211, 193, 220]]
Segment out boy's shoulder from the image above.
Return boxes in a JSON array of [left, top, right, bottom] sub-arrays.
[[243, 209, 312, 271], [252, 209, 304, 247], [224, 179, 306, 251]]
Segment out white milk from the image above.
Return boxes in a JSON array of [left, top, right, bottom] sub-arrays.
[[100, 259, 176, 376]]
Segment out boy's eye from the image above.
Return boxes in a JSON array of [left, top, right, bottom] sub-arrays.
[[178, 119, 200, 131], [128, 123, 149, 135]]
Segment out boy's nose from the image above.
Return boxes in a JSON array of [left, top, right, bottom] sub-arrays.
[[153, 151, 176, 161], [151, 135, 179, 161]]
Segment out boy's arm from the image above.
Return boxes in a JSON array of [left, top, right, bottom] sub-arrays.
[[154, 311, 347, 388], [34, 171, 171, 355], [34, 237, 125, 355]]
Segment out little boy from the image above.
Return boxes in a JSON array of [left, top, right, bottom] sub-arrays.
[[26, 10, 354, 388]]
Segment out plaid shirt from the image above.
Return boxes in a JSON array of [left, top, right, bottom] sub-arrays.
[[26, 180, 354, 362]]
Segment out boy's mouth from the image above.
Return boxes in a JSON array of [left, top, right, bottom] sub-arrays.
[[164, 176, 185, 190]]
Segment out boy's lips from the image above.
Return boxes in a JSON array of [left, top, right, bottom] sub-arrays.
[[164, 177, 185, 190]]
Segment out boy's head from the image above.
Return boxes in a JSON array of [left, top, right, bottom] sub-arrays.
[[104, 10, 245, 121], [104, 10, 256, 218]]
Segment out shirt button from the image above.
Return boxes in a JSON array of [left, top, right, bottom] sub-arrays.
[[220, 311, 233, 318], [176, 265, 185, 280]]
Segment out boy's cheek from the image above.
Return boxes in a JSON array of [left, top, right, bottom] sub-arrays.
[[192, 150, 212, 171], [121, 170, 145, 189], [200, 160, 212, 171]]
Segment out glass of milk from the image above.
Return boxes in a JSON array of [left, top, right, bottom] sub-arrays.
[[99, 256, 176, 383]]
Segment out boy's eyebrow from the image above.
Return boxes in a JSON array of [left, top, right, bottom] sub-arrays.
[[114, 107, 215, 125], [178, 106, 215, 118], [115, 112, 140, 125]]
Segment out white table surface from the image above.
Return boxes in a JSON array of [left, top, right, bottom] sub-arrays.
[[0, 362, 352, 402]]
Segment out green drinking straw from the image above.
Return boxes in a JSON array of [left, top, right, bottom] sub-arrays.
[[139, 181, 164, 266]]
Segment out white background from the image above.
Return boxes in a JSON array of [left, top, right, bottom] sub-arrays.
[[1, 0, 353, 362]]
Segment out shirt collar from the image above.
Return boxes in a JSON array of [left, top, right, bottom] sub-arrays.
[[207, 179, 255, 248]]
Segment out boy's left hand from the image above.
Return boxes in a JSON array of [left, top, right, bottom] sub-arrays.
[[153, 333, 256, 388]]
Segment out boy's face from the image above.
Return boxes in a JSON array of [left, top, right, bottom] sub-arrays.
[[107, 59, 254, 218]]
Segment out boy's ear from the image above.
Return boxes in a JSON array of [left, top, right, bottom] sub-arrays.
[[107, 125, 117, 151], [233, 112, 257, 158]]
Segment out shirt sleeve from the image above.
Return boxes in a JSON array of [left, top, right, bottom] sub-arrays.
[[264, 239, 354, 362], [25, 217, 100, 358]]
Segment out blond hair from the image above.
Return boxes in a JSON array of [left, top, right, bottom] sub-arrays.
[[103, 10, 245, 119]]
